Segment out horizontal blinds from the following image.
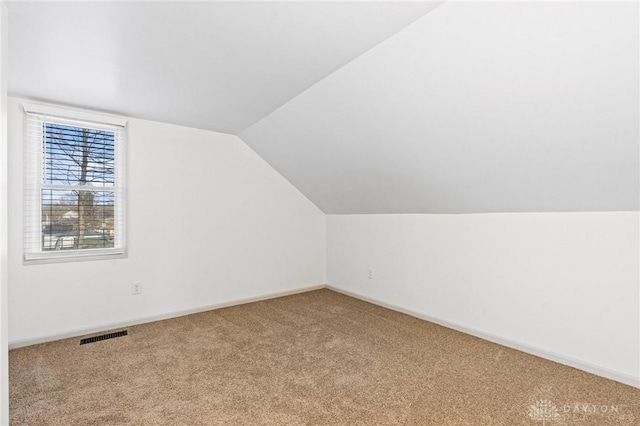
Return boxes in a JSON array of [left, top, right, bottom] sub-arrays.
[[24, 111, 126, 260]]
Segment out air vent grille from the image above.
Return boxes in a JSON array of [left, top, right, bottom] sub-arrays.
[[80, 330, 128, 345]]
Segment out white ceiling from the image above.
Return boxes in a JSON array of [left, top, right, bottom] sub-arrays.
[[241, 1, 640, 213], [9, 2, 639, 214], [7, 1, 441, 134]]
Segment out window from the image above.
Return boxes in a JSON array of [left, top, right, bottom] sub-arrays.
[[23, 104, 126, 262]]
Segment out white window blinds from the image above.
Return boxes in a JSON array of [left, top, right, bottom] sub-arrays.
[[23, 104, 127, 262]]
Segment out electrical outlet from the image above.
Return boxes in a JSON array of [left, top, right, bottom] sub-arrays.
[[132, 281, 142, 295], [367, 268, 374, 279]]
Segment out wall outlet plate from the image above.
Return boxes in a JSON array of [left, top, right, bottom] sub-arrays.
[[132, 281, 142, 295]]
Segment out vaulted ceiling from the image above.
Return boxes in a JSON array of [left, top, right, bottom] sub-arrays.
[[8, 1, 639, 214], [8, 1, 440, 134], [240, 2, 640, 213]]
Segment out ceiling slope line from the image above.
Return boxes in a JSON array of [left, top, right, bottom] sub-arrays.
[[237, 0, 447, 137]]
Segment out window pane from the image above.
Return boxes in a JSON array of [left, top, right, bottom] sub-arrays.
[[41, 189, 115, 251], [44, 123, 115, 187]]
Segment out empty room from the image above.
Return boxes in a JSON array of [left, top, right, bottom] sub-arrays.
[[0, 0, 638, 425]]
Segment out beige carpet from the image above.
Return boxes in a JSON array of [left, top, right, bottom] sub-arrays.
[[9, 289, 640, 425]]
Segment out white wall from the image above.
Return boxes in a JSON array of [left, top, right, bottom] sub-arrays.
[[0, 4, 8, 425], [7, 97, 326, 345], [327, 213, 640, 387]]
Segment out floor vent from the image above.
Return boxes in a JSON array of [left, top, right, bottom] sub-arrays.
[[80, 330, 128, 345]]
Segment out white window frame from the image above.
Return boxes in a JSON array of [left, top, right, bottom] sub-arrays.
[[23, 103, 127, 263]]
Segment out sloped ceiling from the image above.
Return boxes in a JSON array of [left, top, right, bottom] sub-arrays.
[[7, 1, 441, 134], [241, 2, 640, 214]]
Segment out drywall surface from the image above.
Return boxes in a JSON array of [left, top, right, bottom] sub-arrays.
[[0, 4, 8, 424], [241, 1, 639, 214], [7, 2, 441, 134], [7, 97, 326, 345], [327, 213, 640, 385]]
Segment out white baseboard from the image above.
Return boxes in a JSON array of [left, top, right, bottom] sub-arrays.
[[8, 284, 327, 350], [327, 285, 640, 389]]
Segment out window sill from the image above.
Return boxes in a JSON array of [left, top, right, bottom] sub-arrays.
[[24, 249, 127, 265]]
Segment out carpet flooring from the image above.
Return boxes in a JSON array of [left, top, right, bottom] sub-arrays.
[[9, 289, 640, 425]]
